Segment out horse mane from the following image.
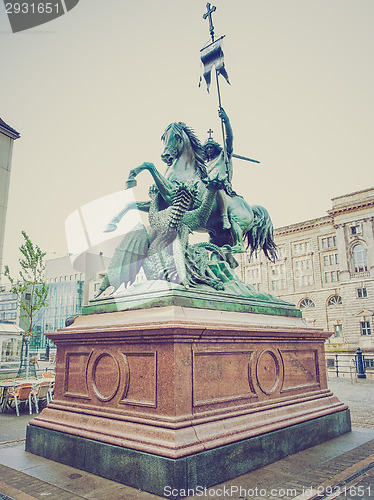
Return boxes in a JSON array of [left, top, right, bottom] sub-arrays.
[[162, 122, 208, 179]]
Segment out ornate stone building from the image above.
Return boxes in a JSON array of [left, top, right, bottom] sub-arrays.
[[237, 187, 374, 355], [0, 118, 20, 281]]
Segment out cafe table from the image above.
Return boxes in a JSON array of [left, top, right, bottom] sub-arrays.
[[0, 381, 20, 412]]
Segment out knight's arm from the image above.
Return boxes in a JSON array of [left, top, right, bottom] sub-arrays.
[[219, 107, 233, 156]]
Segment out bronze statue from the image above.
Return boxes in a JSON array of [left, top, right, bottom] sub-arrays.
[[96, 3, 278, 297], [98, 117, 277, 296], [203, 107, 234, 230], [107, 118, 276, 256]]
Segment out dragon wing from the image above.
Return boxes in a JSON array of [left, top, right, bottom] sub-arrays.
[[96, 222, 150, 296]]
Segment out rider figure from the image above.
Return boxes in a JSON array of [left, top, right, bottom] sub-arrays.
[[203, 107, 234, 230]]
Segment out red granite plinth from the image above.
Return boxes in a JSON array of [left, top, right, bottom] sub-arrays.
[[28, 306, 348, 459]]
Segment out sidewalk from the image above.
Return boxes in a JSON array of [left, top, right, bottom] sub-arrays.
[[0, 377, 373, 499]]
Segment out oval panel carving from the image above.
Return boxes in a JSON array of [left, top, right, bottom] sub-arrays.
[[256, 350, 280, 395], [91, 353, 120, 402]]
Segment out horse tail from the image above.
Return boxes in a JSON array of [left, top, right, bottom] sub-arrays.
[[245, 205, 277, 262]]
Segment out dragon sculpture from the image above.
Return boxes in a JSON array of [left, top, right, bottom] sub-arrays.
[[96, 176, 230, 296]]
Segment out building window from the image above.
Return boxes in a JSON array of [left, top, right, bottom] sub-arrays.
[[277, 247, 285, 259], [269, 263, 287, 290], [295, 257, 314, 287], [246, 266, 262, 291], [299, 298, 315, 309], [351, 224, 361, 235], [322, 236, 337, 249], [294, 241, 311, 255], [325, 271, 339, 283], [357, 288, 367, 298], [361, 321, 371, 335], [352, 244, 368, 272], [328, 295, 342, 306], [335, 324, 343, 337], [324, 254, 339, 266]]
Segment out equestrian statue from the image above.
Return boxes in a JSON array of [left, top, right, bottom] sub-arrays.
[[97, 108, 277, 297]]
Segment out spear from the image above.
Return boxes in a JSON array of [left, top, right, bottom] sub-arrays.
[[201, 3, 260, 164], [202, 3, 229, 163]]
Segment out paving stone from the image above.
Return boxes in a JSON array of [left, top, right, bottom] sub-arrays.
[[0, 377, 373, 499]]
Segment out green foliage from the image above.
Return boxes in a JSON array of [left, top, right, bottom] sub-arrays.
[[3, 230, 49, 335]]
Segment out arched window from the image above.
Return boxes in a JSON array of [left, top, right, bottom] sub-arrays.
[[352, 244, 367, 272], [299, 298, 315, 309], [328, 295, 342, 306]]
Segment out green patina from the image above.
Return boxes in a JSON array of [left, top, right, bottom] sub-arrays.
[[88, 113, 300, 319], [84, 261, 300, 318]]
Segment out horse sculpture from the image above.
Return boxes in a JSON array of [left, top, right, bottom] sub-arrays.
[[105, 121, 277, 261]]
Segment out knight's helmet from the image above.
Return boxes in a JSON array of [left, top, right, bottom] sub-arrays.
[[203, 137, 222, 160]]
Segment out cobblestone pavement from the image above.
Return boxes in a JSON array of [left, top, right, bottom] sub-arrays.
[[327, 376, 374, 428], [0, 377, 373, 499]]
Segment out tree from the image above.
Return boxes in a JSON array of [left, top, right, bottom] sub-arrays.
[[4, 231, 49, 377]]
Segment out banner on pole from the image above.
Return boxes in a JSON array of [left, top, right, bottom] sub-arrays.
[[199, 36, 230, 92]]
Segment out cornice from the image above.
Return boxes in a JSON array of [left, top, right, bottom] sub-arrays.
[[0, 119, 20, 140], [275, 216, 332, 236], [328, 199, 374, 217]]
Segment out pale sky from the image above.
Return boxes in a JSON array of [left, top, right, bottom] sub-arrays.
[[1, 0, 373, 274]]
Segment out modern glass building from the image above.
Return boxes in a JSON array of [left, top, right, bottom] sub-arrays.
[[31, 278, 84, 348]]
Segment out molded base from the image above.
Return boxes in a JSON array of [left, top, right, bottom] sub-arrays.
[[26, 409, 351, 499]]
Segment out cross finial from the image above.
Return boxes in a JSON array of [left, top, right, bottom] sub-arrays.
[[207, 128, 214, 140], [203, 3, 216, 42]]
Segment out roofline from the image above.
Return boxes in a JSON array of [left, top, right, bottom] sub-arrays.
[[0, 118, 20, 140], [331, 187, 374, 202], [328, 199, 374, 216], [275, 216, 332, 236]]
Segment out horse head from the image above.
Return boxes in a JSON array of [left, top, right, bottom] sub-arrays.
[[161, 122, 208, 179], [161, 122, 188, 166]]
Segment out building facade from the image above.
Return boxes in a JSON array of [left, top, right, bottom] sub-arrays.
[[0, 321, 23, 372], [0, 118, 20, 280], [0, 287, 18, 323], [31, 255, 98, 348], [237, 188, 374, 355]]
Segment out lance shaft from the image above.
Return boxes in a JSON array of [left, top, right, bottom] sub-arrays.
[[215, 69, 226, 151], [204, 3, 228, 165], [209, 34, 229, 166]]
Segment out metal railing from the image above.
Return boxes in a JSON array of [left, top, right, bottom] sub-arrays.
[[0, 348, 56, 380], [326, 348, 372, 381]]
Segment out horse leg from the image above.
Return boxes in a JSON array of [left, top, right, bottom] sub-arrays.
[[229, 217, 246, 253], [217, 191, 231, 229], [227, 198, 254, 253], [127, 162, 174, 204], [104, 201, 151, 232]]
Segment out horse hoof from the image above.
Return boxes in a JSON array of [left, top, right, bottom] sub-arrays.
[[125, 179, 137, 189], [222, 215, 231, 230], [104, 223, 117, 233]]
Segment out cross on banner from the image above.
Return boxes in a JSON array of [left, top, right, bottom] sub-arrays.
[[203, 3, 216, 42]]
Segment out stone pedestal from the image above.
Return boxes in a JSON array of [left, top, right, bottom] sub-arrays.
[[26, 304, 350, 497]]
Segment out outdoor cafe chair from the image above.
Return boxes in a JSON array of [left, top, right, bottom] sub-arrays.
[[7, 382, 37, 417], [35, 381, 51, 409], [1, 379, 15, 396]]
